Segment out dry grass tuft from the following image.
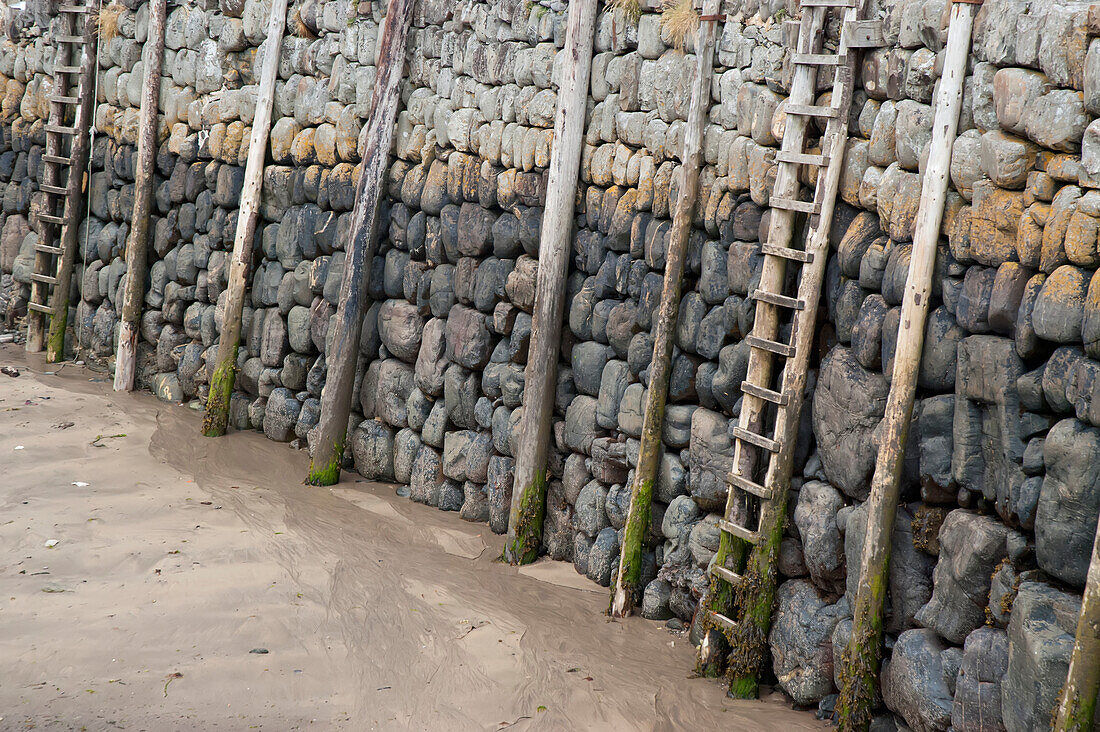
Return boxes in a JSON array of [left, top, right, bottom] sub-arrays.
[[607, 0, 642, 25], [97, 1, 124, 42], [661, 0, 698, 50], [292, 7, 317, 39]]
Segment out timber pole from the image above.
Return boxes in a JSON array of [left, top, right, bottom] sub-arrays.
[[200, 0, 289, 435], [837, 3, 976, 728], [610, 0, 720, 616], [502, 0, 599, 565], [306, 0, 414, 485], [1054, 514, 1100, 730], [46, 0, 100, 362], [112, 0, 166, 391]]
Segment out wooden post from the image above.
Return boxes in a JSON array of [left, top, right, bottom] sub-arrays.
[[46, 0, 101, 363], [502, 0, 599, 565], [609, 0, 720, 616], [112, 0, 166, 391], [837, 4, 975, 728], [200, 0, 289, 435], [306, 0, 413, 485], [1054, 516, 1100, 731]]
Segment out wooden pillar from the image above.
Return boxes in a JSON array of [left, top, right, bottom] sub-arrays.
[[46, 0, 101, 362], [306, 0, 414, 485], [609, 0, 720, 616], [837, 4, 976, 728], [112, 0, 166, 391], [200, 0, 289, 435], [1054, 516, 1100, 730], [502, 0, 599, 565]]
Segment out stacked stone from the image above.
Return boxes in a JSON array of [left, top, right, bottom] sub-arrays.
[[338, 0, 572, 550], [550, 5, 736, 616], [762, 0, 1100, 729], [5, 0, 1100, 727]]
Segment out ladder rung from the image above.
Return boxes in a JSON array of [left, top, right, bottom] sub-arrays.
[[43, 154, 72, 165], [709, 564, 745, 587], [801, 0, 855, 6], [746, 334, 796, 358], [728, 470, 774, 500], [775, 150, 830, 167], [56, 34, 84, 43], [35, 244, 63, 255], [761, 243, 814, 263], [30, 273, 58, 285], [732, 425, 782, 454], [55, 65, 81, 74], [753, 289, 805, 310], [708, 610, 738, 633], [791, 52, 844, 66], [784, 104, 840, 119], [720, 518, 761, 544], [39, 213, 66, 225], [27, 302, 55, 315], [51, 95, 79, 104], [41, 183, 68, 196], [740, 381, 790, 407], [769, 197, 821, 215], [45, 124, 77, 135], [58, 5, 88, 12]]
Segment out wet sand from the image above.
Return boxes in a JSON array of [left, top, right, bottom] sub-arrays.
[[0, 345, 825, 730]]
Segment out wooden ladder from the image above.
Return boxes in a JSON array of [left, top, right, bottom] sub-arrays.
[[706, 0, 882, 655], [26, 0, 97, 354]]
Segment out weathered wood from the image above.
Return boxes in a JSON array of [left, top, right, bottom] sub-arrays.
[[837, 5, 975, 728], [1055, 515, 1100, 731], [46, 0, 101, 363], [725, 4, 868, 698], [200, 0, 289, 434], [307, 0, 414, 485], [26, 9, 79, 353], [700, 2, 829, 683], [112, 0, 166, 391], [503, 0, 599, 565], [609, 0, 721, 617]]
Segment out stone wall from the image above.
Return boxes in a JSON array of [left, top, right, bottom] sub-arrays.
[[3, 0, 1100, 728]]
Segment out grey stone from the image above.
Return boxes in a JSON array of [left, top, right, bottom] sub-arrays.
[[1002, 582, 1084, 732], [812, 347, 889, 500], [575, 480, 610, 537], [1036, 418, 1100, 587], [642, 578, 674, 621], [688, 408, 732, 512], [487, 456, 514, 534], [952, 627, 1009, 732], [263, 388, 300, 442], [882, 629, 954, 732], [587, 527, 620, 587], [793, 481, 846, 595], [445, 304, 493, 370], [410, 445, 445, 506], [769, 580, 843, 707], [378, 299, 425, 363], [373, 359, 416, 429], [915, 510, 1009, 645], [350, 419, 396, 481]]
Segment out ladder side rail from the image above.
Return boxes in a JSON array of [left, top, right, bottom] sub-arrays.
[[27, 12, 77, 351], [724, 3, 867, 700], [47, 0, 101, 361], [727, 6, 826, 497]]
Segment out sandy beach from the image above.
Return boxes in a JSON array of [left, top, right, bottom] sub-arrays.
[[0, 345, 824, 730]]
